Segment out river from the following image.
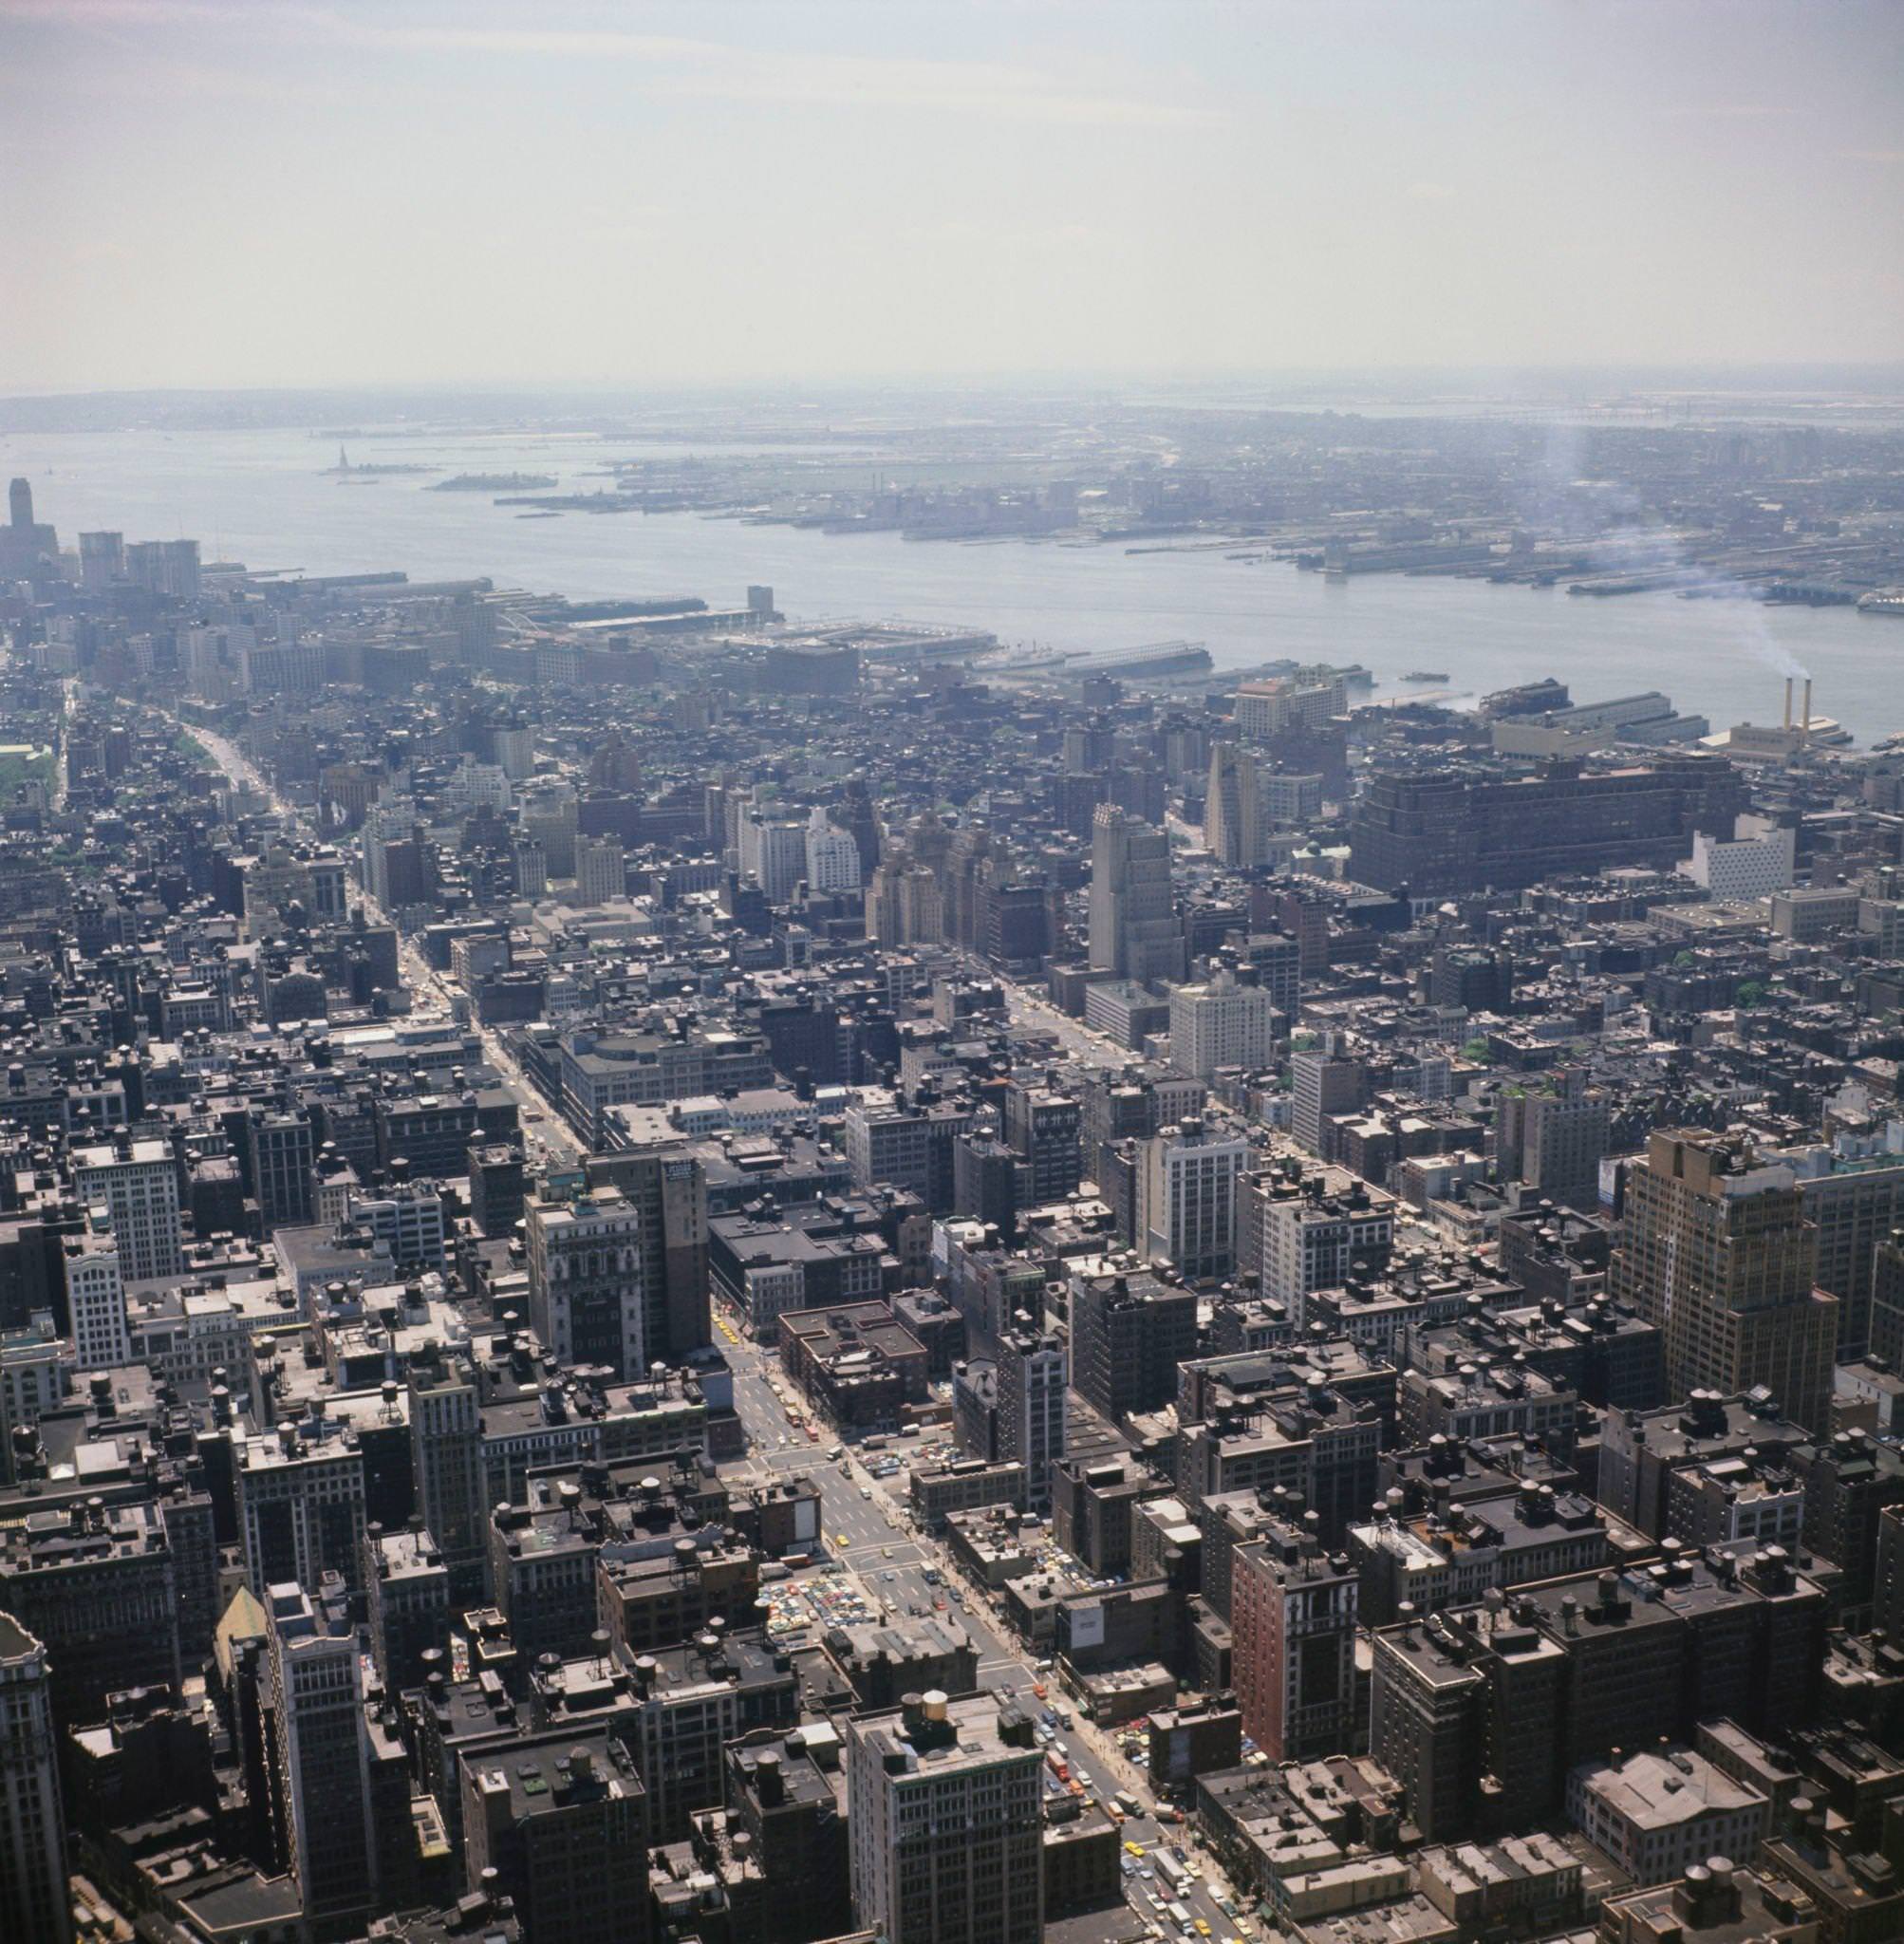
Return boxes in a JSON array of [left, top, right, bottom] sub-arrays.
[[5, 426, 1896, 741]]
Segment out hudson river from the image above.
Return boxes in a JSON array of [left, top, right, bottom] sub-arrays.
[[7, 428, 1895, 741]]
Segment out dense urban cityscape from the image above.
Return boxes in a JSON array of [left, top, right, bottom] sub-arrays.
[[0, 413, 1901, 1944], [4, 0, 1902, 1939]]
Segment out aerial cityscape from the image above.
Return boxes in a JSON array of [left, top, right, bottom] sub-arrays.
[[3, 5, 1903, 1944]]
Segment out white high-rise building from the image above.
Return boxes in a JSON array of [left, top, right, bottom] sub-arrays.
[[847, 1692, 1044, 1944], [71, 1137, 181, 1284], [65, 1227, 129, 1372], [741, 811, 810, 904], [805, 806, 863, 893], [1137, 1117, 1250, 1280], [1168, 968, 1281, 1080], [1683, 813, 1797, 903]]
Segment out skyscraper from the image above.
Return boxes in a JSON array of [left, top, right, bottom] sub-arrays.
[[1001, 1079, 1082, 1202], [1137, 1117, 1249, 1280], [805, 805, 863, 892], [64, 1226, 128, 1372], [525, 1186, 647, 1379], [1168, 967, 1280, 1080], [1610, 1130, 1838, 1434], [1231, 1513, 1358, 1761], [1088, 805, 1184, 983], [740, 810, 810, 904], [1290, 1040, 1365, 1156], [1494, 1067, 1609, 1214], [463, 1728, 648, 1942], [572, 834, 625, 907], [996, 1326, 1067, 1510], [263, 1583, 375, 1936], [407, 1346, 487, 1602], [0, 1616, 70, 1944], [846, 1692, 1044, 1944], [71, 1136, 181, 1283]]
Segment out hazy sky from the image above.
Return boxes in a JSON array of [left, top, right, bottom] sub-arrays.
[[3, 0, 1900, 391]]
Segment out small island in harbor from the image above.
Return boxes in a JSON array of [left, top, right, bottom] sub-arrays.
[[428, 471, 559, 492]]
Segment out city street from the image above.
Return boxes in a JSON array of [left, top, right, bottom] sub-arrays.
[[167, 712, 585, 1166], [998, 972, 1132, 1069], [180, 710, 1257, 1941], [717, 1291, 1258, 1944]]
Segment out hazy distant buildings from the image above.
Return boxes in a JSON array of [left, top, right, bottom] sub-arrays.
[[1351, 757, 1750, 894]]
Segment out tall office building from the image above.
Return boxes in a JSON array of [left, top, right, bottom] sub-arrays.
[[1610, 1131, 1838, 1434], [234, 1415, 368, 1598], [263, 1583, 376, 1936], [78, 529, 123, 592], [1001, 1080, 1082, 1203], [1088, 806, 1185, 983], [1235, 675, 1347, 740], [741, 811, 811, 905], [1206, 741, 1270, 868], [1246, 1166, 1395, 1320], [1168, 968, 1280, 1080], [572, 834, 625, 907], [805, 806, 863, 893], [1290, 1041, 1365, 1156], [0, 1616, 70, 1944], [525, 1186, 647, 1378], [1785, 1150, 1904, 1357], [1137, 1118, 1249, 1280], [1207, 742, 1316, 867], [1068, 1258, 1198, 1419], [996, 1326, 1067, 1511], [249, 1109, 316, 1233], [513, 838, 549, 898], [586, 1140, 712, 1359], [1229, 930, 1302, 1019], [1231, 1515, 1358, 1761], [71, 1136, 181, 1283], [407, 1347, 487, 1602], [846, 1692, 1044, 1944], [1494, 1067, 1609, 1214], [64, 1226, 128, 1372]]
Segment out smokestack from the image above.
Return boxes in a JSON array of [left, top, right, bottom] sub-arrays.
[[1783, 677, 1793, 731], [1802, 677, 1813, 739]]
